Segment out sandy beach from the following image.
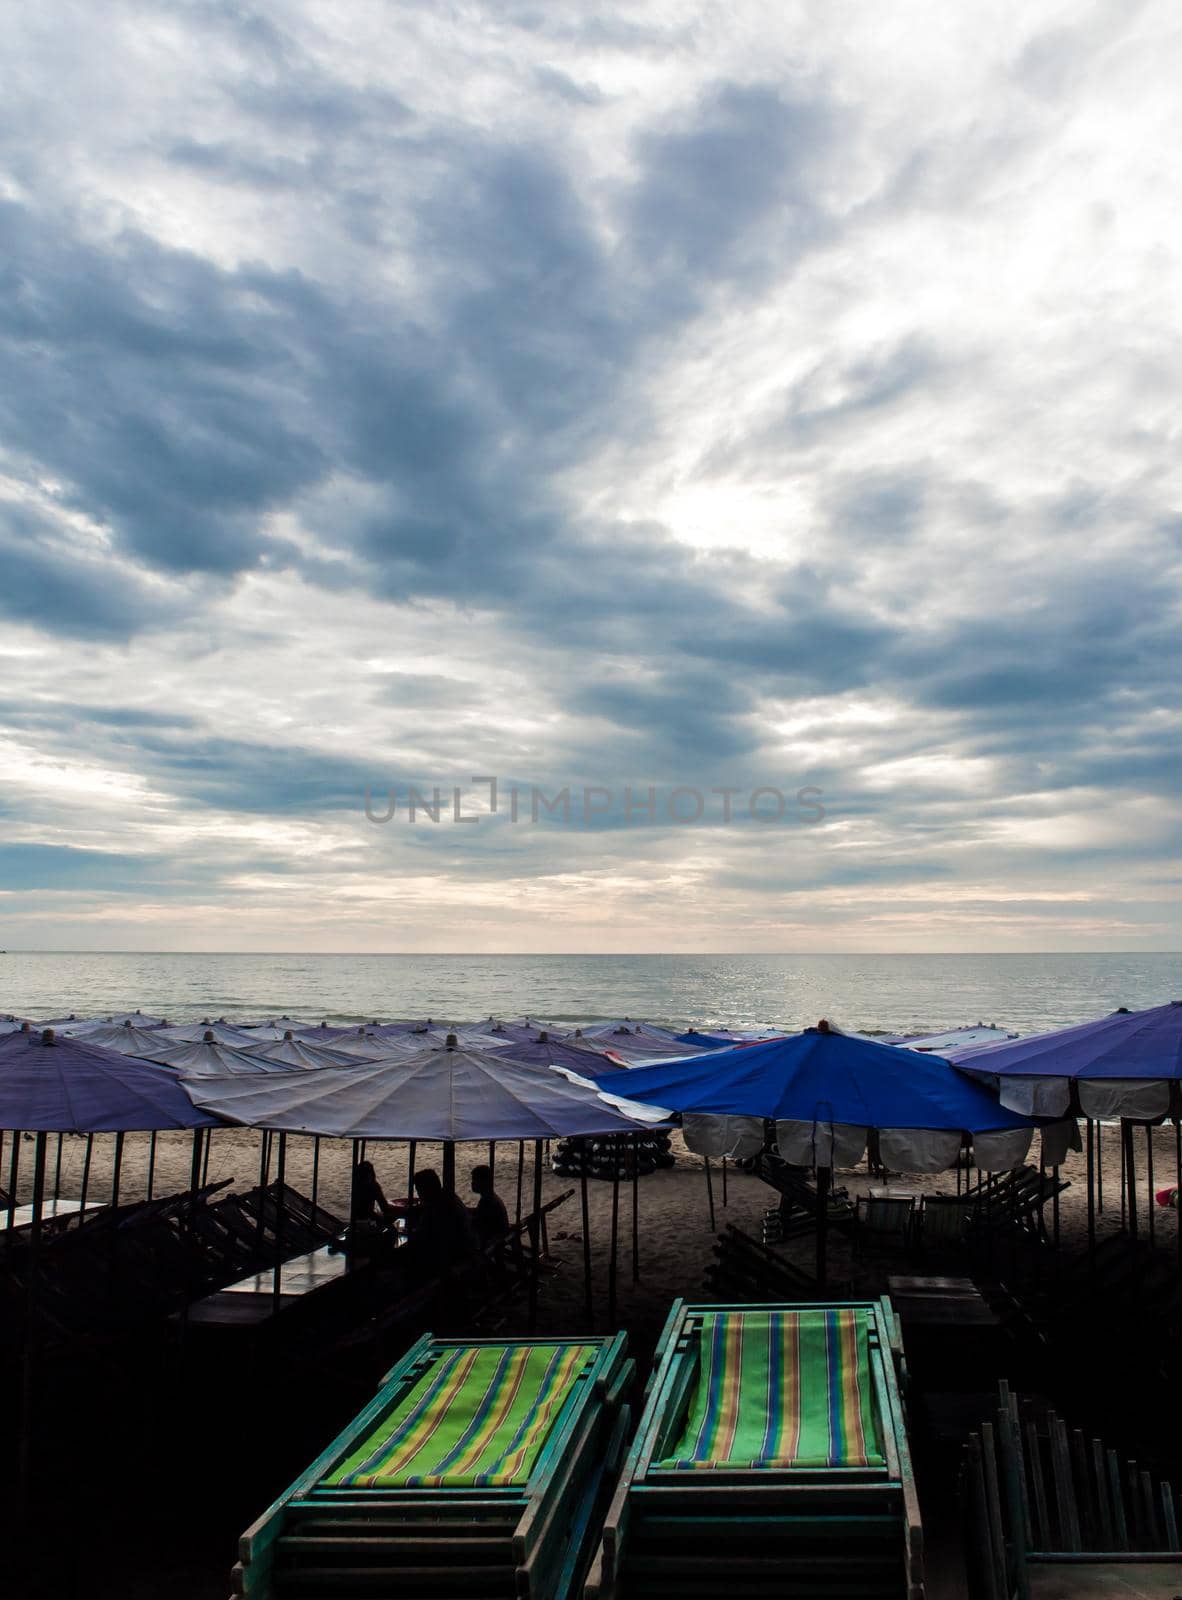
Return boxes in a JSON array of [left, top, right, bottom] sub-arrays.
[[9, 1118, 1177, 1339]]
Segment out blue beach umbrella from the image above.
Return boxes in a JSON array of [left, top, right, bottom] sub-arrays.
[[607, 1020, 1037, 1282], [954, 1001, 1182, 1244], [610, 1021, 1034, 1172], [0, 1028, 217, 1133]]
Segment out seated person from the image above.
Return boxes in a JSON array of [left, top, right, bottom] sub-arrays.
[[404, 1167, 478, 1283], [470, 1164, 510, 1246], [342, 1158, 396, 1265]]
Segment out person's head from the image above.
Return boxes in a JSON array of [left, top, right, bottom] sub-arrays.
[[471, 1164, 494, 1196], [414, 1168, 443, 1202]]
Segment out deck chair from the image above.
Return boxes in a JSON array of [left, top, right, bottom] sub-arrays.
[[233, 1331, 633, 1599], [961, 1379, 1182, 1600], [854, 1196, 916, 1256], [917, 1195, 970, 1252], [585, 1299, 924, 1599]]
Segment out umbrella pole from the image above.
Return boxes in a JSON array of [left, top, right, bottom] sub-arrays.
[[816, 1164, 829, 1286], [1123, 1121, 1138, 1238], [146, 1130, 158, 1200], [1119, 1125, 1126, 1228], [79, 1134, 93, 1214], [703, 1156, 716, 1232], [1051, 1166, 1060, 1250], [608, 1141, 620, 1329], [489, 1141, 496, 1183], [1085, 1118, 1096, 1268], [6, 1132, 20, 1230], [256, 1132, 270, 1256], [202, 1129, 212, 1186], [406, 1140, 417, 1205], [631, 1133, 640, 1284], [442, 1140, 456, 1196], [272, 1132, 287, 1315], [528, 1139, 543, 1334], [1146, 1124, 1155, 1246], [515, 1142, 525, 1225], [110, 1130, 125, 1211], [53, 1133, 63, 1204], [310, 1136, 321, 1211], [579, 1143, 593, 1332], [538, 1142, 549, 1256], [17, 1130, 48, 1517], [721, 1155, 728, 1209], [1096, 1122, 1104, 1213]]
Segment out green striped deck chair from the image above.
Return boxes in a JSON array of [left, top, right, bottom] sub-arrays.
[[655, 1309, 885, 1471], [232, 1332, 633, 1600], [586, 1300, 924, 1600]]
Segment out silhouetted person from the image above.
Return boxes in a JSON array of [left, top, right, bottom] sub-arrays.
[[351, 1159, 394, 1227], [342, 1159, 395, 1265], [470, 1164, 509, 1246], [406, 1167, 477, 1282]]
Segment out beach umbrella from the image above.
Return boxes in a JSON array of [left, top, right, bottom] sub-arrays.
[[245, 1031, 362, 1069], [138, 1032, 306, 1076], [952, 1003, 1182, 1118], [67, 1020, 175, 1056], [480, 1017, 565, 1044], [181, 1037, 659, 1141], [611, 1021, 1033, 1164], [1, 1017, 32, 1036], [183, 1035, 661, 1329], [954, 1001, 1182, 1250], [158, 1018, 258, 1047], [578, 1023, 709, 1062], [75, 1009, 168, 1031], [487, 1031, 625, 1078], [236, 1017, 302, 1042], [609, 1021, 1037, 1279], [329, 1030, 424, 1061], [674, 1028, 754, 1049], [0, 1028, 218, 1134], [886, 1024, 1019, 1054]]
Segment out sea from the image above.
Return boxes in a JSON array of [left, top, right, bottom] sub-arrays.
[[2, 951, 1179, 1036]]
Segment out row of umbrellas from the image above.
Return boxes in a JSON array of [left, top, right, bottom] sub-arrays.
[[1, 1001, 1179, 1161]]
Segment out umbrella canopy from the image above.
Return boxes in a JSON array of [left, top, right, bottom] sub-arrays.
[[158, 1019, 259, 1047], [1, 1017, 32, 1036], [0, 1028, 218, 1132], [70, 1020, 178, 1056], [578, 1023, 708, 1062], [886, 1025, 1018, 1053], [181, 1038, 659, 1141], [480, 1017, 563, 1044], [610, 1021, 1035, 1172], [245, 1032, 362, 1069], [487, 1031, 624, 1077], [329, 1030, 421, 1061], [76, 1009, 169, 1030], [954, 1001, 1182, 1119], [138, 1032, 299, 1076], [236, 1018, 302, 1042]]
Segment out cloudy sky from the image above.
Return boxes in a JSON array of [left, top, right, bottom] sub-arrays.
[[1, 0, 1179, 953]]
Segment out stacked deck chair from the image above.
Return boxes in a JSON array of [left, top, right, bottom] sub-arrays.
[[586, 1299, 923, 1600], [233, 1331, 634, 1599]]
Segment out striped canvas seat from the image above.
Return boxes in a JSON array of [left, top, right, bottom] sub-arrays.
[[327, 1341, 597, 1489], [657, 1308, 884, 1470]]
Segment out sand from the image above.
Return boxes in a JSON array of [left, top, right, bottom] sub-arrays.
[[5, 1117, 1178, 1339]]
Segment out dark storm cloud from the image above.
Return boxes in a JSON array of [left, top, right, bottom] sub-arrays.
[[0, 503, 172, 638]]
